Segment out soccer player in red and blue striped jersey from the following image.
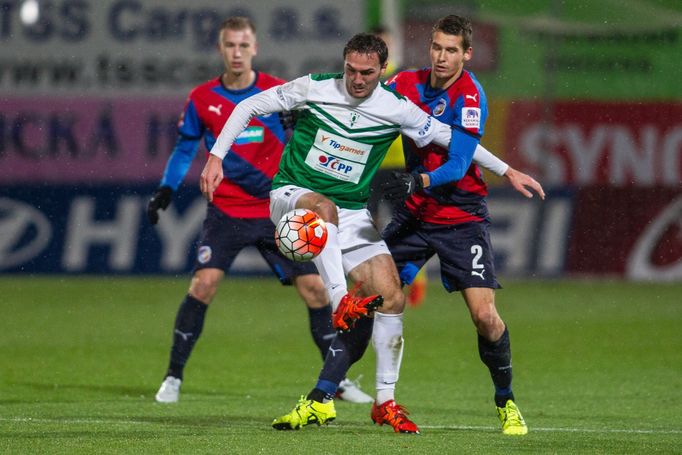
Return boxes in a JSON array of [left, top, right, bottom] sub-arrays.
[[149, 17, 372, 405], [382, 15, 543, 435]]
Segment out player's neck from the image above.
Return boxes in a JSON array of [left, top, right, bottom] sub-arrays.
[[221, 70, 256, 90], [430, 67, 463, 90]]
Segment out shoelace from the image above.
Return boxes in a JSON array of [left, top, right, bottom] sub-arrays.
[[383, 403, 412, 426], [504, 405, 523, 425]]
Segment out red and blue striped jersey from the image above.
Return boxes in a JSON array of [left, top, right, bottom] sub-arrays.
[[162, 72, 286, 218], [387, 68, 489, 224]]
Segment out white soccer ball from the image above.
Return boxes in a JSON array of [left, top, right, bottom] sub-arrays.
[[275, 208, 328, 262]]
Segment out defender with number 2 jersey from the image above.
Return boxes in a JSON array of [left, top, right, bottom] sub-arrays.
[[165, 72, 287, 218], [387, 68, 489, 224]]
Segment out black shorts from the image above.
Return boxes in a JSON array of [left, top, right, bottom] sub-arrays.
[[382, 206, 501, 292], [193, 204, 318, 284]]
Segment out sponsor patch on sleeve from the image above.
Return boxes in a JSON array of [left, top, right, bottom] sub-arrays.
[[461, 107, 481, 129]]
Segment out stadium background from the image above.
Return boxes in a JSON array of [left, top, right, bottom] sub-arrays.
[[1, 0, 680, 281]]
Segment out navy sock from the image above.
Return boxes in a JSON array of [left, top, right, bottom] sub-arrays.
[[166, 294, 208, 380], [312, 316, 374, 398], [307, 305, 335, 361], [478, 327, 515, 407]]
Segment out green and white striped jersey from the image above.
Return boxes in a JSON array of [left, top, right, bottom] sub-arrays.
[[210, 72, 451, 209]]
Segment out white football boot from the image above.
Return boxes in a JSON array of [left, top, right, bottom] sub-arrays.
[[155, 376, 181, 403], [336, 376, 374, 404]]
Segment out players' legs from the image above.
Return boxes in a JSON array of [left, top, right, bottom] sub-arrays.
[[348, 253, 406, 405], [462, 287, 514, 406], [259, 222, 371, 404], [308, 316, 374, 402], [270, 186, 347, 310], [304, 209, 395, 401], [462, 287, 505, 340], [164, 268, 224, 378], [292, 274, 336, 359], [258, 220, 336, 361], [434, 220, 515, 408], [377, 206, 433, 405], [157, 206, 241, 402], [463, 288, 526, 435], [155, 267, 223, 403]]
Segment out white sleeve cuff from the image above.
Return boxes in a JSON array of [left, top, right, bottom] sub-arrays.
[[473, 144, 509, 176]]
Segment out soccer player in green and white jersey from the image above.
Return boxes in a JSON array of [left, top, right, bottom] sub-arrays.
[[201, 33, 527, 433]]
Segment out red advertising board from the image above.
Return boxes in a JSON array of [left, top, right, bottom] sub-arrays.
[[567, 187, 681, 280], [505, 101, 682, 187]]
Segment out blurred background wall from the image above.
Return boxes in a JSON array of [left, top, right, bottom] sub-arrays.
[[1, 0, 680, 281]]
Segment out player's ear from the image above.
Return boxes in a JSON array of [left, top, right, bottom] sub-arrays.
[[380, 62, 387, 77], [253, 41, 258, 57], [463, 46, 473, 62]]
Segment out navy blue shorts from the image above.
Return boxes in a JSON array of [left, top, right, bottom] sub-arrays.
[[193, 204, 318, 284], [382, 206, 501, 292]]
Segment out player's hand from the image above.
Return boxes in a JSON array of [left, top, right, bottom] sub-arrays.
[[200, 155, 224, 202], [380, 171, 424, 200], [147, 186, 173, 225], [504, 167, 545, 200]]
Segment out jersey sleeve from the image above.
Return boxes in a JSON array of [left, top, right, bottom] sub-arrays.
[[427, 76, 490, 187], [160, 135, 201, 190], [473, 144, 508, 176], [159, 92, 204, 189], [177, 95, 204, 139], [427, 128, 479, 186], [209, 76, 310, 159], [397, 99, 451, 148]]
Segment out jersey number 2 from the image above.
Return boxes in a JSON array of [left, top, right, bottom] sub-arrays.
[[471, 245, 484, 270]]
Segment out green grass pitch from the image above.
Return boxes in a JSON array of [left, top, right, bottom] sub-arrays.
[[1, 277, 680, 453]]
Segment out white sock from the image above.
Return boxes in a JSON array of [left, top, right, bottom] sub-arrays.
[[311, 223, 346, 311], [373, 312, 404, 404], [376, 388, 394, 405]]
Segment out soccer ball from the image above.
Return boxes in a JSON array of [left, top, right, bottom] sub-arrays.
[[275, 208, 328, 262]]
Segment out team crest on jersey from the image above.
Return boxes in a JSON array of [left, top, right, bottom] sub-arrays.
[[197, 246, 212, 264], [349, 112, 359, 127], [433, 98, 447, 117], [462, 107, 481, 129]]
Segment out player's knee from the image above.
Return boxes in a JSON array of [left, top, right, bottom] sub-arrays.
[[189, 274, 220, 304], [378, 285, 406, 314], [312, 199, 338, 225], [471, 305, 503, 336]]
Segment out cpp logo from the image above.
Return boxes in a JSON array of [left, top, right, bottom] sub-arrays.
[[318, 155, 353, 174], [0, 198, 52, 269]]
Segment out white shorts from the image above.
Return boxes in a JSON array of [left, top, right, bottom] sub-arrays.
[[270, 185, 391, 273]]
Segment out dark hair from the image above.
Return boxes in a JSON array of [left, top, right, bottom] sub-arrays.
[[220, 16, 256, 34], [343, 33, 388, 67], [432, 15, 472, 50]]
